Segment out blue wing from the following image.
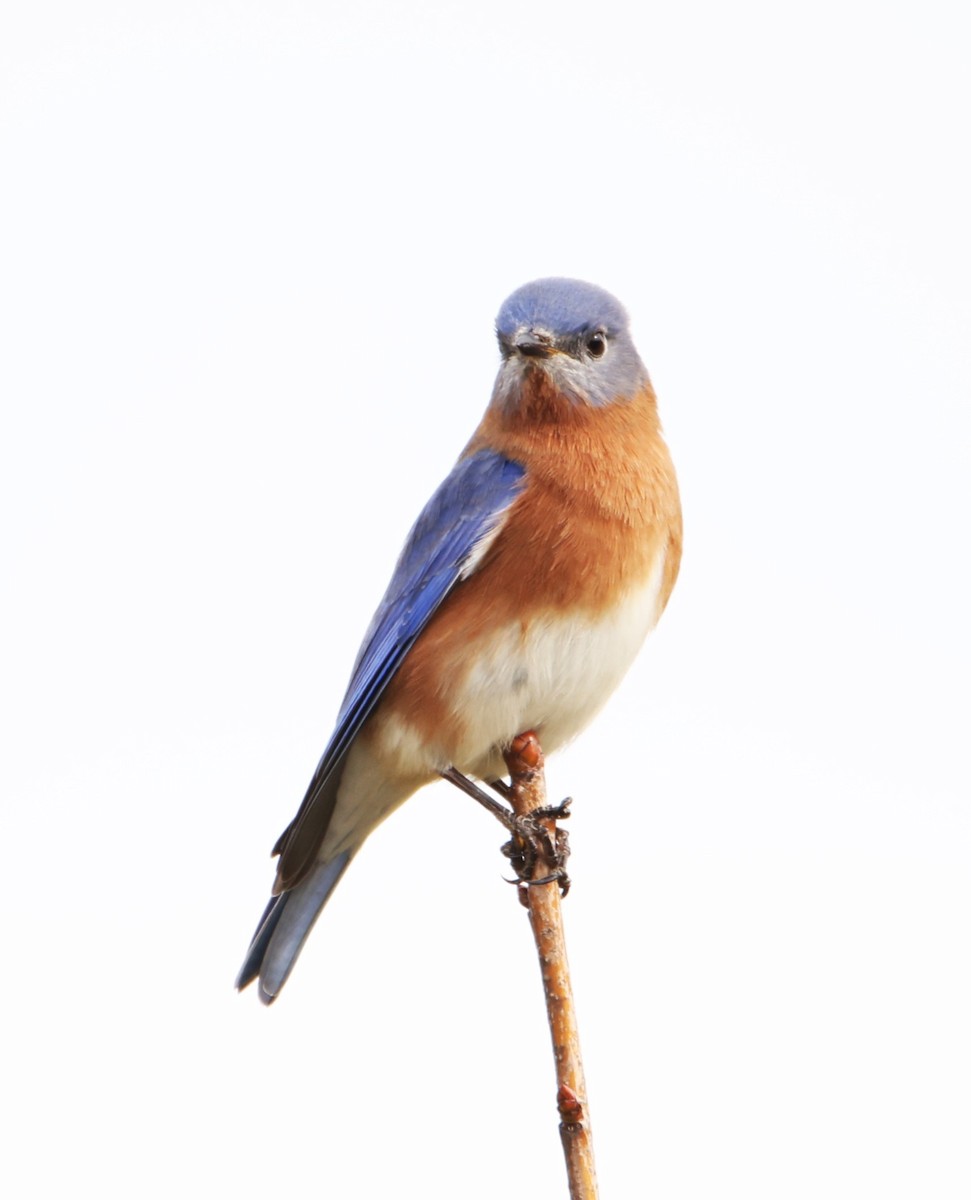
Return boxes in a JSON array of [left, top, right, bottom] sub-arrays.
[[271, 448, 526, 891]]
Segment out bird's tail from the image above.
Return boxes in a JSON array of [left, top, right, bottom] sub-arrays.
[[235, 851, 352, 1004]]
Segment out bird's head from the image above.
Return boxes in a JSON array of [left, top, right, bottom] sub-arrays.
[[491, 277, 649, 412]]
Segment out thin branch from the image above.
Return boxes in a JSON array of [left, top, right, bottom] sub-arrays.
[[503, 732, 599, 1200]]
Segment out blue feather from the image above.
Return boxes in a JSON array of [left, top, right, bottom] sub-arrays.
[[235, 852, 353, 1004], [496, 277, 630, 341], [268, 449, 526, 891]]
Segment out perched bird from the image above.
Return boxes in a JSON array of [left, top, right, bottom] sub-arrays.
[[237, 278, 681, 1003]]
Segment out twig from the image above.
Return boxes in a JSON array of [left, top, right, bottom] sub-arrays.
[[503, 732, 599, 1200]]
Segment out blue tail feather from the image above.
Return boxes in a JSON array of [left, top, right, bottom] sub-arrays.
[[236, 852, 352, 1004]]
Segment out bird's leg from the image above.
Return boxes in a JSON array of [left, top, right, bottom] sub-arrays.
[[440, 767, 522, 832], [440, 761, 571, 893]]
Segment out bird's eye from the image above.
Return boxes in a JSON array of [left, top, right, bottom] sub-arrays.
[[585, 332, 607, 359]]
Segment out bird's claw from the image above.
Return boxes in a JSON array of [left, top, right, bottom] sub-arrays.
[[500, 803, 572, 898], [531, 796, 573, 824], [438, 768, 572, 897]]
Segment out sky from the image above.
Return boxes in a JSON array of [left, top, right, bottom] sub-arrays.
[[2, 2, 969, 1197]]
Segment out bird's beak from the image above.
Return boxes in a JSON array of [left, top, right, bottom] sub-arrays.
[[513, 327, 557, 359]]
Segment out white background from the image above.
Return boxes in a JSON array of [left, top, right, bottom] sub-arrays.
[[2, 3, 969, 1197]]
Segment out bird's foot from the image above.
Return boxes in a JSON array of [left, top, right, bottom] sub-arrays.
[[501, 799, 572, 897], [440, 766, 572, 895]]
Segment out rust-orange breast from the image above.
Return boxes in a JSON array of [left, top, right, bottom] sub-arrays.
[[370, 378, 682, 764]]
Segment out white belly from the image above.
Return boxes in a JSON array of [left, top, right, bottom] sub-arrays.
[[374, 550, 668, 781]]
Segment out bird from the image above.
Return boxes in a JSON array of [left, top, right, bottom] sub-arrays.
[[236, 277, 682, 1004]]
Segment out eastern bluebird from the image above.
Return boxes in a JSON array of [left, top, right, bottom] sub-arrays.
[[237, 278, 681, 1003]]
